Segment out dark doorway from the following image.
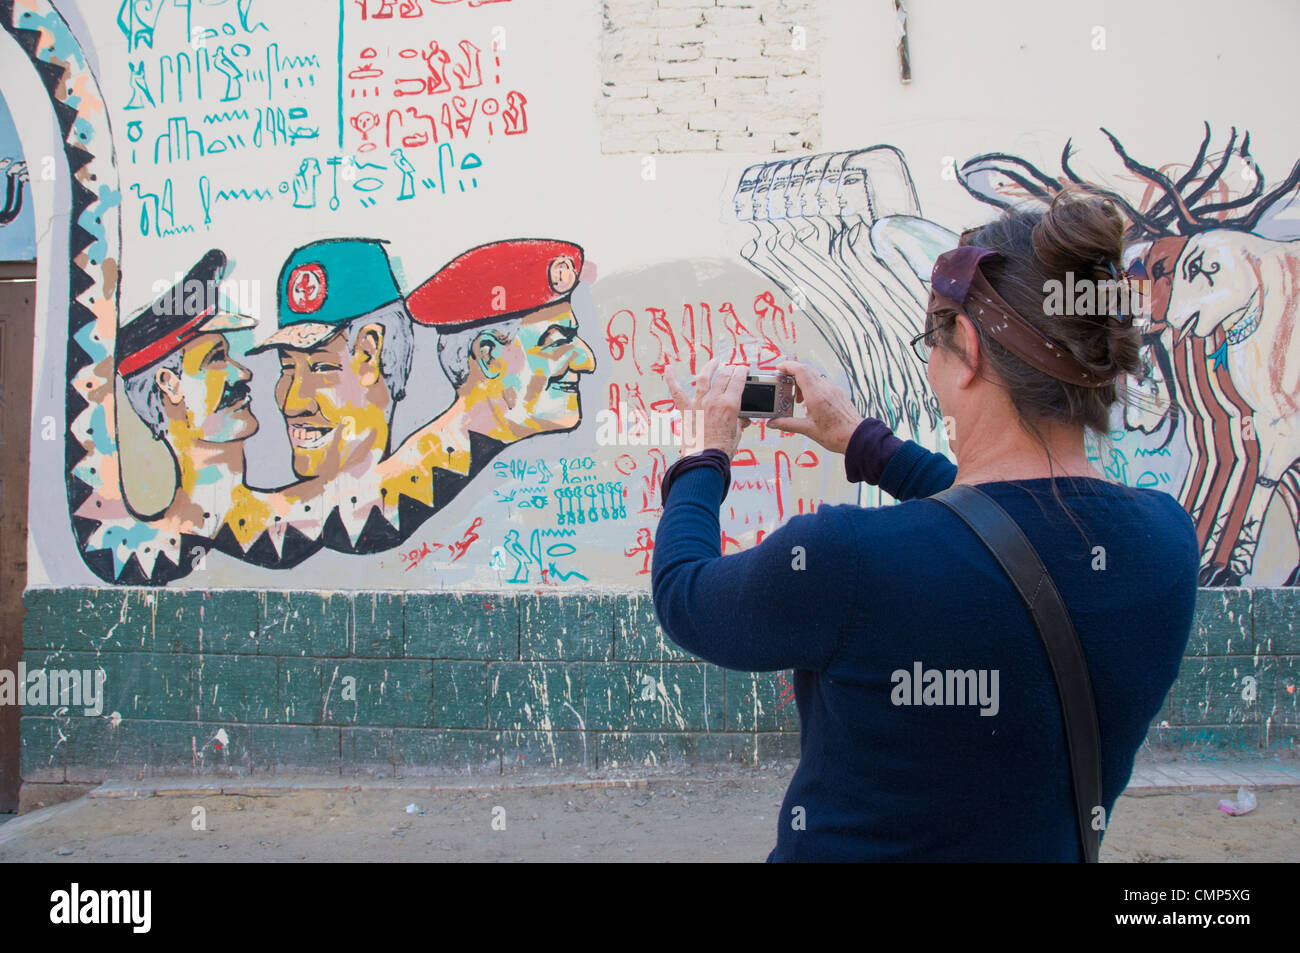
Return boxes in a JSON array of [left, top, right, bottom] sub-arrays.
[[0, 260, 35, 812]]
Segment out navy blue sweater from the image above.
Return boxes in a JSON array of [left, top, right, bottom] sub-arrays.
[[651, 430, 1200, 861]]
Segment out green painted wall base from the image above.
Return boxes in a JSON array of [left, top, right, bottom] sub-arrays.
[[16, 587, 1299, 782]]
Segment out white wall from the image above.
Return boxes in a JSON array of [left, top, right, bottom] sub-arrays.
[[12, 0, 1299, 589]]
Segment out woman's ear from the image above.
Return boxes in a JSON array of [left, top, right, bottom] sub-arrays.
[[950, 313, 983, 386]]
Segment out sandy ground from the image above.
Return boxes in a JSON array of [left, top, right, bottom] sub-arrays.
[[1, 765, 1297, 862]]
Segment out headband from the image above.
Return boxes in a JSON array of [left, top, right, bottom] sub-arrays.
[[927, 245, 1116, 389]]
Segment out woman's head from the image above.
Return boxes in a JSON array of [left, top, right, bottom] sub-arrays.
[[924, 188, 1145, 442]]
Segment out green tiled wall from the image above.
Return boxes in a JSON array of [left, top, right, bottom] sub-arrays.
[[17, 588, 1297, 781]]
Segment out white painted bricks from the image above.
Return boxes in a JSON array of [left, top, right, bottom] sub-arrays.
[[599, 0, 821, 154]]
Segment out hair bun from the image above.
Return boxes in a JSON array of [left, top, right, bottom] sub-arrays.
[[946, 192, 1146, 438], [1031, 187, 1126, 279], [1032, 188, 1141, 377]]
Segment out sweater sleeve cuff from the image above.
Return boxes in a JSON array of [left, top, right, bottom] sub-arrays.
[[844, 418, 904, 485], [877, 440, 937, 500], [661, 449, 731, 506]]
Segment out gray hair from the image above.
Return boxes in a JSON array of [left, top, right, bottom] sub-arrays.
[[121, 350, 184, 441], [436, 316, 523, 389], [345, 299, 414, 402]]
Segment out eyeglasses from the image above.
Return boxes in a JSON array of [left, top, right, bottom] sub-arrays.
[[910, 311, 956, 364], [909, 329, 934, 364], [911, 228, 984, 365]]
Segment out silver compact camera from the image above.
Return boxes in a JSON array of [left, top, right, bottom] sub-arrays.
[[738, 373, 795, 419]]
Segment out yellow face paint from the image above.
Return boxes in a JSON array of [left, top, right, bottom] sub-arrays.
[[456, 303, 597, 442], [167, 333, 258, 446], [274, 329, 391, 480]]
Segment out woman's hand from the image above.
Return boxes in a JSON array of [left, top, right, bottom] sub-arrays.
[[769, 360, 864, 455], [663, 358, 749, 460]]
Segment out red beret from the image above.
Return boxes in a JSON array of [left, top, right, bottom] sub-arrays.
[[406, 238, 584, 330]]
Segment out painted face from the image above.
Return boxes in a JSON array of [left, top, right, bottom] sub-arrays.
[[1152, 232, 1262, 342], [169, 332, 259, 443], [1141, 236, 1190, 332], [470, 302, 597, 436], [767, 163, 793, 219], [750, 166, 774, 220], [814, 155, 846, 214], [783, 159, 810, 217], [797, 157, 827, 216], [837, 169, 871, 217], [274, 327, 391, 479], [734, 165, 762, 221]]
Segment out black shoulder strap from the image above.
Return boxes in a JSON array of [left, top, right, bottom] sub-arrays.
[[929, 484, 1104, 863]]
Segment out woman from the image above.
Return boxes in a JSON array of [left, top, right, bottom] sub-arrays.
[[651, 191, 1200, 861]]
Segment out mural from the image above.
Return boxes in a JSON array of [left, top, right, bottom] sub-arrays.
[[728, 132, 1300, 586], [0, 89, 32, 260], [6, 0, 1298, 589], [731, 147, 955, 512], [6, 0, 843, 589], [955, 127, 1300, 586], [99, 235, 592, 584]]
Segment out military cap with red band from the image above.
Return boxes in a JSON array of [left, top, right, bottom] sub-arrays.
[[406, 239, 584, 330], [928, 245, 1115, 389], [116, 249, 257, 377]]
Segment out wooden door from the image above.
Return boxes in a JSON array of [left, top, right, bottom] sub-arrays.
[[0, 262, 35, 812]]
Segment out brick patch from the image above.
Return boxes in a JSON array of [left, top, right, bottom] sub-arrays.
[[599, 0, 822, 154]]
